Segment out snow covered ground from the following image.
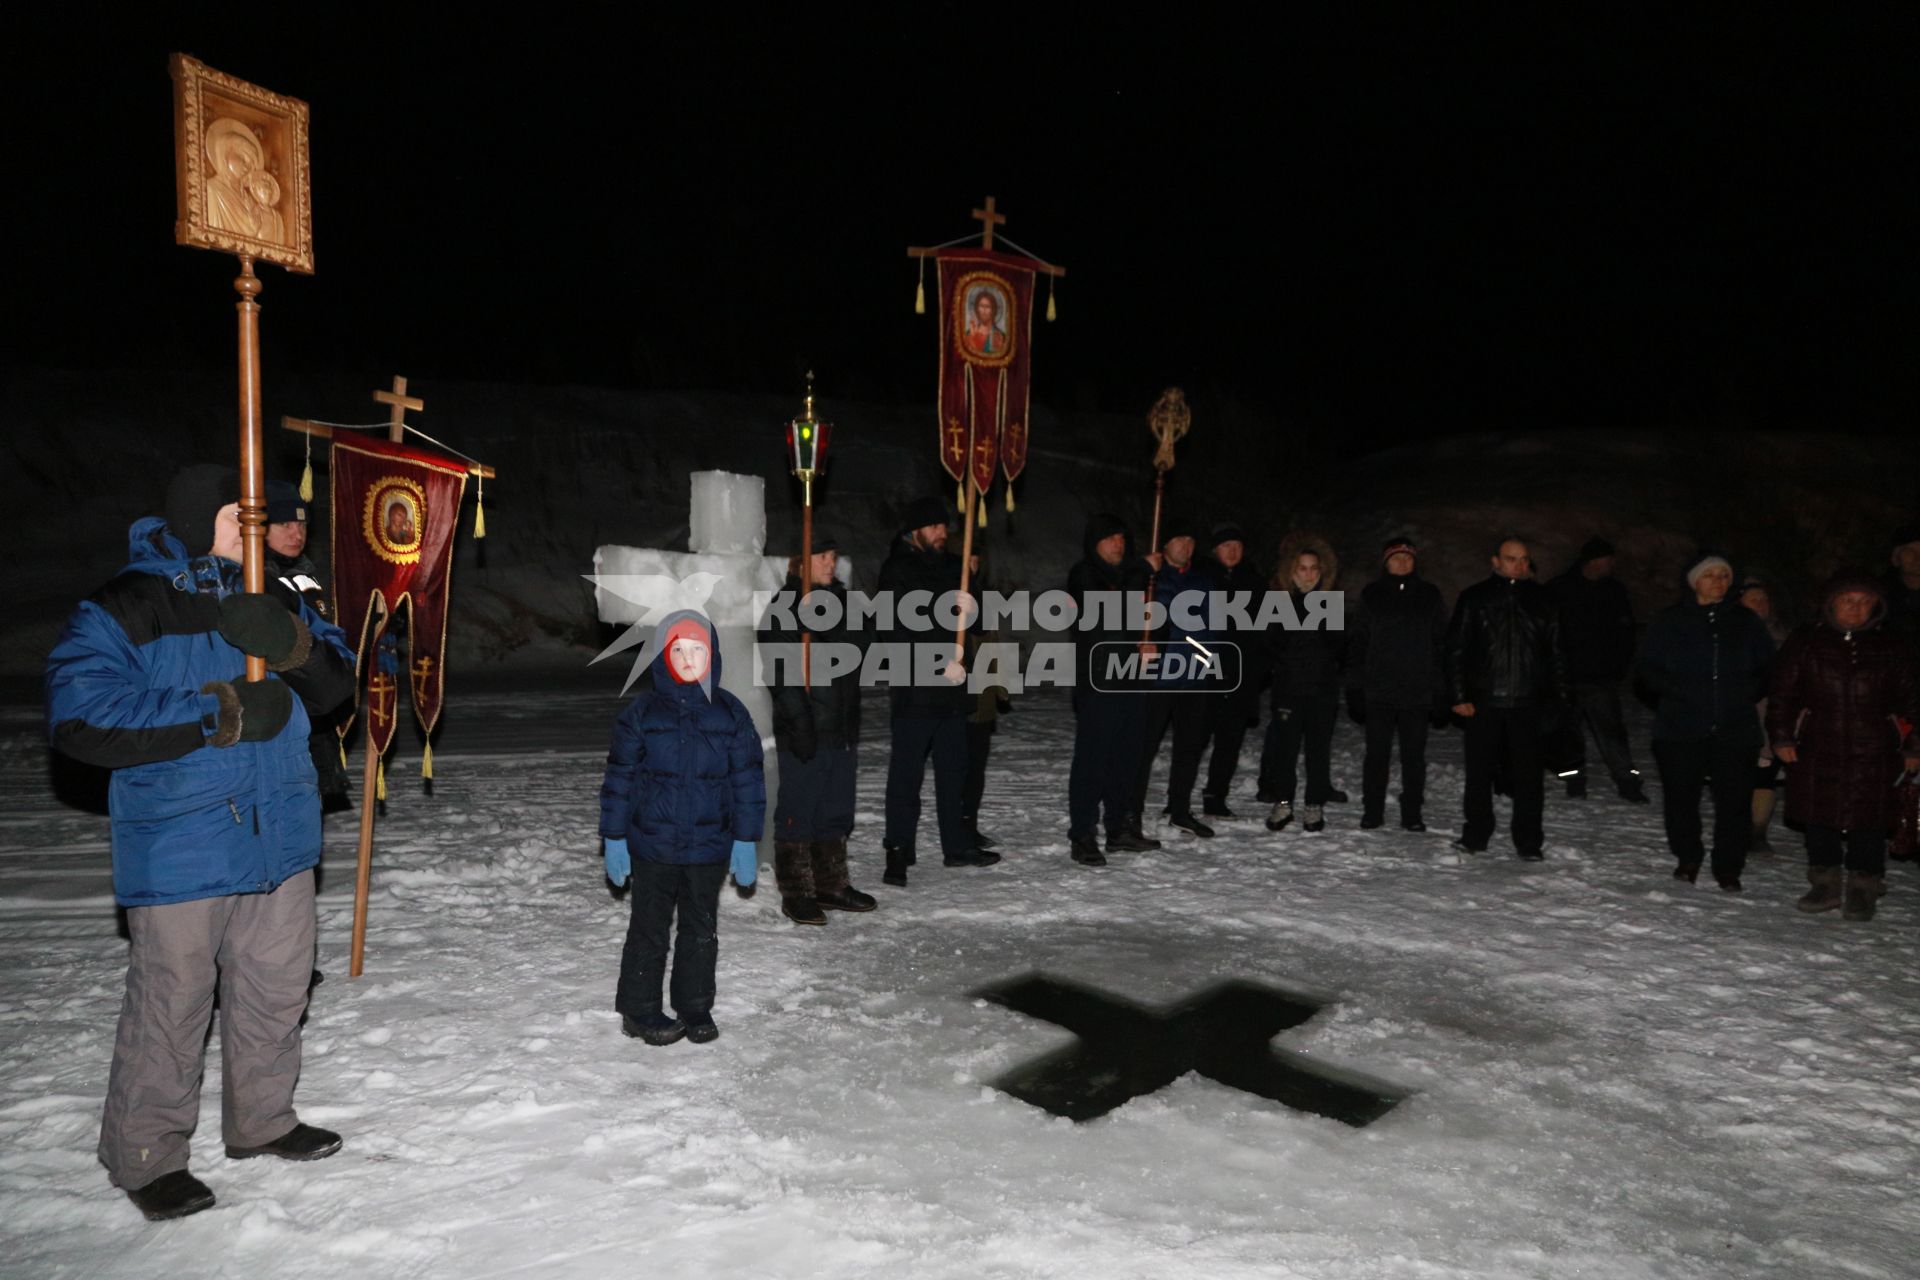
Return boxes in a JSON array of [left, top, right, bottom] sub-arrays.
[[3, 671, 1917, 1279]]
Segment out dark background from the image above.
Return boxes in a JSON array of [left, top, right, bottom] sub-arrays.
[[7, 12, 1916, 440]]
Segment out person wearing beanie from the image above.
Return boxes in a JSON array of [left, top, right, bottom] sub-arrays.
[[600, 609, 766, 1042], [44, 465, 356, 1221], [1445, 537, 1568, 860], [1767, 575, 1920, 920], [1065, 512, 1156, 863], [1345, 534, 1450, 832], [756, 537, 875, 926], [1636, 553, 1776, 889], [874, 499, 999, 886], [258, 480, 353, 813], [1199, 523, 1265, 817], [1547, 536, 1647, 803], [1133, 515, 1218, 838]]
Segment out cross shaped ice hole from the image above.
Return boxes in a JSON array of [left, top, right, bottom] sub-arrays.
[[975, 975, 1407, 1125]]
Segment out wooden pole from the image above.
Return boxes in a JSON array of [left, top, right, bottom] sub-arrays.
[[348, 643, 380, 978], [956, 475, 978, 660], [234, 258, 268, 682], [1141, 469, 1166, 648], [349, 383, 414, 978]]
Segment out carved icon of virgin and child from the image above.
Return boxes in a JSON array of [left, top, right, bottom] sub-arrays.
[[205, 117, 286, 245]]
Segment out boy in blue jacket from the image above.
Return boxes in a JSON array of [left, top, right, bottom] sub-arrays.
[[600, 608, 765, 1045], [45, 465, 356, 1220]]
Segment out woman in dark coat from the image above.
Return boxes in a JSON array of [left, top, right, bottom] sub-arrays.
[[1262, 533, 1346, 833], [1767, 575, 1920, 920]]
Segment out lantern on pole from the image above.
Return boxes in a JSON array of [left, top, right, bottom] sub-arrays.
[[786, 372, 833, 685]]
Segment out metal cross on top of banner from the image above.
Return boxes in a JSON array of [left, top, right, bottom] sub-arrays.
[[282, 376, 497, 979], [907, 198, 1067, 654]]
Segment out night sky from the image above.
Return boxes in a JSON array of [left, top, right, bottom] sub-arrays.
[[10, 15, 1915, 440]]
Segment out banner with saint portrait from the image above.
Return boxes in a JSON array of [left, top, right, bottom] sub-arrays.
[[330, 434, 469, 754], [935, 249, 1038, 496]]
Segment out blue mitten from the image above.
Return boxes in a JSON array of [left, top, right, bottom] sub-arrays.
[[730, 840, 758, 887], [604, 837, 631, 887]]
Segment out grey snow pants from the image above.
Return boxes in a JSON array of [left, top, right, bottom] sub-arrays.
[[99, 870, 316, 1189]]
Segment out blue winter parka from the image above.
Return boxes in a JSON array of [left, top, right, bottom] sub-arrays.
[[45, 518, 356, 907], [598, 610, 766, 864]]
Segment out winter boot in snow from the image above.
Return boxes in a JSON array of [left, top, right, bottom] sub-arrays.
[[812, 840, 876, 912], [1124, 813, 1162, 850], [1564, 774, 1588, 799], [682, 1013, 720, 1044], [1359, 811, 1385, 830], [775, 841, 824, 924], [965, 818, 999, 850], [225, 1123, 343, 1162], [1672, 862, 1700, 884], [1302, 805, 1326, 833], [1265, 800, 1293, 832], [1617, 775, 1649, 804], [883, 843, 911, 888], [1105, 823, 1156, 853], [1328, 787, 1350, 804], [1203, 793, 1235, 818], [1169, 812, 1215, 838], [126, 1170, 216, 1222], [623, 1013, 687, 1046], [1841, 873, 1885, 922], [1070, 836, 1107, 867], [1749, 789, 1778, 854], [1795, 865, 1842, 913]]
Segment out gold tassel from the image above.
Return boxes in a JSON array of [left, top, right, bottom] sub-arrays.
[[299, 459, 314, 503], [977, 498, 987, 528], [915, 257, 927, 314], [473, 474, 487, 539], [422, 741, 433, 781], [376, 759, 387, 802], [1006, 485, 1015, 513], [957, 480, 966, 513], [1047, 277, 1057, 322], [337, 739, 348, 769]]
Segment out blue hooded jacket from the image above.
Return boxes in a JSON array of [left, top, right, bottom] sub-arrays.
[[598, 609, 766, 864], [45, 518, 356, 907]]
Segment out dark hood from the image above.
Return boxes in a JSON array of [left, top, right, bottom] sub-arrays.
[[1819, 574, 1888, 632], [650, 607, 721, 702], [1081, 512, 1133, 565]]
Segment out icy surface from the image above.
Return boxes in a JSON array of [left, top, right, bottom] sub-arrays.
[[2, 675, 1917, 1278], [689, 470, 767, 557]]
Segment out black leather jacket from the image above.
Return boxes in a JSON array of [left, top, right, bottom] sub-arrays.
[[1445, 575, 1568, 708]]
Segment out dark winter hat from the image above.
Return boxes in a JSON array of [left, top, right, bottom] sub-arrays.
[[164, 463, 237, 557], [1158, 513, 1200, 545], [1892, 522, 1920, 551], [1209, 523, 1246, 550], [900, 496, 951, 535], [266, 480, 307, 525], [1382, 535, 1417, 562], [1577, 535, 1617, 563]]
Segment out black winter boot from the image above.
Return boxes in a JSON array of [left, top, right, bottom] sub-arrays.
[[883, 843, 910, 888], [126, 1170, 216, 1221], [774, 841, 822, 923], [1123, 813, 1162, 850], [810, 839, 876, 911], [1202, 794, 1235, 818], [1169, 812, 1215, 838], [1070, 837, 1107, 866]]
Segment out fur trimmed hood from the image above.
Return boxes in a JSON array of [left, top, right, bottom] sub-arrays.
[[1272, 531, 1339, 592]]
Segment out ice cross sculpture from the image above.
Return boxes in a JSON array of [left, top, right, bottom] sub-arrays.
[[588, 470, 853, 846], [974, 975, 1408, 1125]]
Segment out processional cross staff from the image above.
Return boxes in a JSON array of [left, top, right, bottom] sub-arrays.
[[282, 377, 495, 979], [1141, 388, 1192, 648]]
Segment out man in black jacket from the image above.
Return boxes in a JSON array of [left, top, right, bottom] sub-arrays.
[[1637, 554, 1775, 888], [1345, 536, 1449, 831], [1446, 537, 1568, 860], [757, 536, 876, 923], [1200, 525, 1264, 818], [1548, 536, 1646, 802], [1067, 513, 1157, 864], [876, 498, 998, 886]]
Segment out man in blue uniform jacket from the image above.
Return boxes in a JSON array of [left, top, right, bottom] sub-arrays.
[[45, 465, 356, 1221]]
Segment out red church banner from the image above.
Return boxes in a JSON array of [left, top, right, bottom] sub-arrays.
[[936, 248, 1037, 496], [330, 434, 468, 754]]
